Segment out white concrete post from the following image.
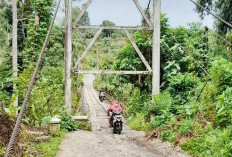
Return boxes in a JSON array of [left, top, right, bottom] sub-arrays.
[[65, 0, 72, 113], [12, 0, 18, 108], [152, 0, 161, 95]]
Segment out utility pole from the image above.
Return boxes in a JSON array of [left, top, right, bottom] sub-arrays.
[[152, 0, 161, 95], [65, 0, 72, 113], [12, 0, 18, 108]]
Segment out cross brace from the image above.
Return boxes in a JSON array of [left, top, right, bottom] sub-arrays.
[[74, 70, 152, 75], [75, 25, 152, 30]]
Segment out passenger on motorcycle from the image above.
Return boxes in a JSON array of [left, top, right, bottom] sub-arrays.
[[107, 101, 123, 127]]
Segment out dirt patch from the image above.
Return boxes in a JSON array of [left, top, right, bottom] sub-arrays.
[[174, 131, 197, 146], [0, 112, 50, 157], [0, 113, 15, 148], [21, 124, 49, 135], [145, 124, 197, 148], [145, 125, 172, 140], [0, 112, 24, 157]]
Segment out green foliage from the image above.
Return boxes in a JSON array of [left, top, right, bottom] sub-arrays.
[[4, 103, 20, 117], [76, 121, 91, 131], [100, 20, 116, 37], [178, 119, 194, 135], [35, 131, 66, 157], [210, 58, 232, 93], [181, 127, 232, 157], [60, 114, 91, 131], [127, 113, 148, 131], [128, 88, 143, 114], [151, 91, 172, 114], [0, 146, 6, 157], [167, 73, 200, 106], [149, 111, 174, 129], [195, 0, 232, 34], [161, 130, 176, 142], [216, 88, 232, 127], [24, 0, 53, 64], [72, 6, 90, 26], [60, 114, 78, 132], [23, 66, 65, 126], [41, 116, 52, 125]]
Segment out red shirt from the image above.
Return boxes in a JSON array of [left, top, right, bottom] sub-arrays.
[[107, 103, 123, 116]]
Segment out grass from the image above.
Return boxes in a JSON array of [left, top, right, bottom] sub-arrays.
[[34, 131, 66, 157], [0, 146, 6, 157], [127, 113, 149, 131]]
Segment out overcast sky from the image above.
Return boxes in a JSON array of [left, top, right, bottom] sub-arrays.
[[57, 0, 214, 28]]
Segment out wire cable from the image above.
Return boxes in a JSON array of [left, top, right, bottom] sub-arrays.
[[146, 0, 152, 11], [209, 28, 232, 46], [189, 0, 232, 28]]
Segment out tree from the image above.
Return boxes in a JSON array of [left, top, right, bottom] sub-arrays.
[[195, 0, 232, 34], [100, 20, 116, 37]]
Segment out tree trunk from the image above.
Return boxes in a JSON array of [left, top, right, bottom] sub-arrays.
[[12, 0, 18, 108], [65, 0, 72, 113]]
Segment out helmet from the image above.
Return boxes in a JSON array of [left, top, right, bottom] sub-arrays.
[[115, 103, 119, 107]]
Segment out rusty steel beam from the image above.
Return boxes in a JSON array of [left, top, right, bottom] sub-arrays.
[[74, 70, 152, 75]]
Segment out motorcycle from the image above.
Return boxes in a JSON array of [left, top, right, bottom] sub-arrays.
[[110, 111, 123, 134], [99, 95, 105, 102]]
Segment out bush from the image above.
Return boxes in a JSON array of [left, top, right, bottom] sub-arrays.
[[177, 119, 194, 135], [149, 111, 174, 129], [167, 73, 200, 106], [216, 87, 232, 127], [60, 114, 78, 131], [161, 130, 176, 142], [150, 91, 172, 115], [127, 113, 148, 130], [210, 58, 232, 93], [181, 127, 232, 157]]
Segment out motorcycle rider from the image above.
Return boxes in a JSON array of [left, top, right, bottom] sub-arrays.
[[99, 89, 105, 100], [107, 100, 123, 127]]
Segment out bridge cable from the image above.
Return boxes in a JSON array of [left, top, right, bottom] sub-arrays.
[[4, 0, 61, 156], [189, 0, 232, 28], [209, 28, 232, 46], [146, 0, 152, 12]]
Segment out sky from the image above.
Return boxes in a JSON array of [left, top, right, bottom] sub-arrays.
[[57, 0, 215, 28]]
